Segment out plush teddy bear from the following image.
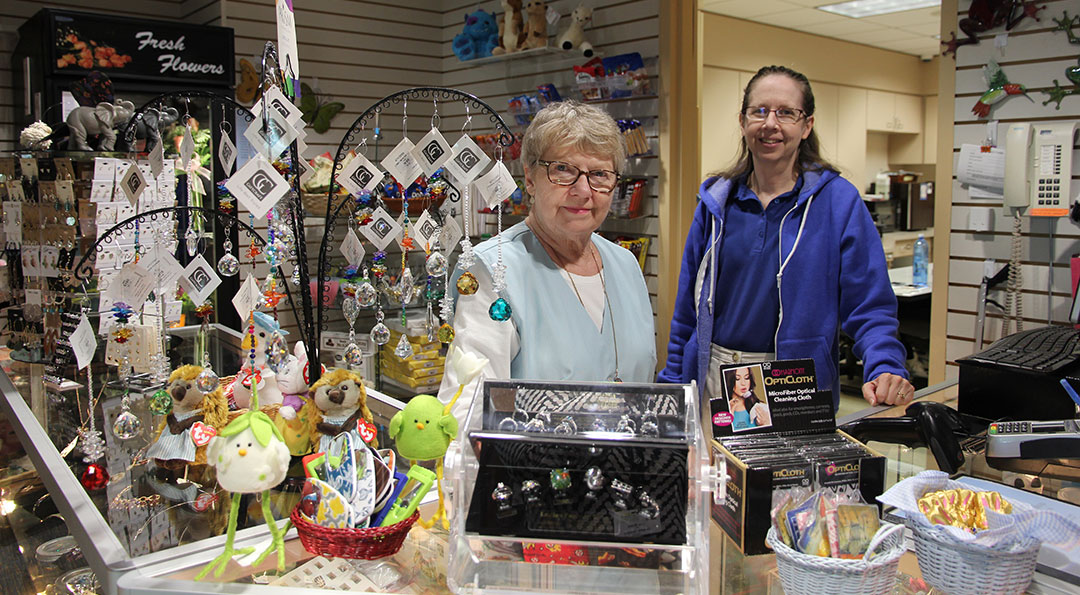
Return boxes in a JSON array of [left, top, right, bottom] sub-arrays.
[[148, 365, 230, 471], [452, 10, 499, 61], [521, 0, 549, 50], [557, 4, 594, 58], [491, 0, 524, 56], [301, 368, 378, 455]]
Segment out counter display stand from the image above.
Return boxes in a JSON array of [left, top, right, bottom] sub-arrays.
[[446, 379, 717, 594]]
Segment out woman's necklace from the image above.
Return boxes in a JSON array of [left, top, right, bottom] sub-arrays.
[[564, 244, 621, 382]]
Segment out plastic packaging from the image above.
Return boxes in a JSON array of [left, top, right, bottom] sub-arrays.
[[912, 234, 928, 287]]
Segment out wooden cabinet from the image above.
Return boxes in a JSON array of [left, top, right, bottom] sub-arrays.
[[866, 90, 922, 134], [922, 95, 938, 165], [836, 87, 868, 185]]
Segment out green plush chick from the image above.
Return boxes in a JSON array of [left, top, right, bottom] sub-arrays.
[[389, 394, 458, 529]]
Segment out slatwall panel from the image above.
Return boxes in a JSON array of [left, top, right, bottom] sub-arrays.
[[181, 0, 223, 26], [0, 0, 189, 150], [945, 0, 1080, 378], [439, 0, 662, 318]]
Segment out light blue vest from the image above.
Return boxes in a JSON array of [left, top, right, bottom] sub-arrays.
[[466, 222, 656, 383]]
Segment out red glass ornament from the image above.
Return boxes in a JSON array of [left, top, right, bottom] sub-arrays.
[[80, 464, 109, 490]]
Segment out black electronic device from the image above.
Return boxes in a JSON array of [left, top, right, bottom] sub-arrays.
[[840, 402, 973, 474], [956, 326, 1080, 421]]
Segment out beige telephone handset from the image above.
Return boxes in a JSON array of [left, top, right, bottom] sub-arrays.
[[1004, 121, 1077, 217]]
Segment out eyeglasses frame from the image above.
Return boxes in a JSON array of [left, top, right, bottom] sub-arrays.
[[535, 159, 620, 193]]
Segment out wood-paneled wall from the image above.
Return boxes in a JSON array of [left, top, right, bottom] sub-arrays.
[[943, 0, 1080, 377]]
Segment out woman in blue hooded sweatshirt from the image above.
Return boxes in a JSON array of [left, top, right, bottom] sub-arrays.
[[659, 65, 914, 411]]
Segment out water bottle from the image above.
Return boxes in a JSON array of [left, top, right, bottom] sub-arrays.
[[912, 234, 928, 287]]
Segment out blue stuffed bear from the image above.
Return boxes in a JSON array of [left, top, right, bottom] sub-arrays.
[[452, 10, 499, 61]]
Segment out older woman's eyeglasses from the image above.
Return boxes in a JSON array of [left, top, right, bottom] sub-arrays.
[[537, 160, 619, 192], [743, 106, 806, 124]]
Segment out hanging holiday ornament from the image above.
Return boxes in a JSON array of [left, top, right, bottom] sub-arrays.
[[425, 251, 448, 276], [148, 389, 173, 415], [80, 463, 110, 490], [393, 333, 414, 359], [489, 297, 512, 322], [370, 309, 391, 346], [456, 271, 479, 295]]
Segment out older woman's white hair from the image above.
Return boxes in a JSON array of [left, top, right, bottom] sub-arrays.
[[521, 100, 626, 175]]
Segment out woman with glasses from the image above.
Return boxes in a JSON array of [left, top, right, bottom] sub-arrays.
[[439, 101, 656, 420], [659, 65, 913, 411]]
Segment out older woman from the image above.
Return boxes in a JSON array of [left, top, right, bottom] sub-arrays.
[[439, 101, 656, 419], [660, 65, 913, 410]]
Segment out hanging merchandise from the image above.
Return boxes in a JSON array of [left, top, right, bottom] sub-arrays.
[[941, 1, 1044, 57], [971, 59, 1031, 118], [1042, 11, 1080, 109]]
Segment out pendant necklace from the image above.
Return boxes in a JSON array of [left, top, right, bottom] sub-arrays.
[[563, 244, 621, 383]]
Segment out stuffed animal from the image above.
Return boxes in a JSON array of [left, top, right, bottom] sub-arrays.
[[521, 0, 549, 50], [302, 368, 378, 455], [452, 10, 499, 61], [147, 365, 230, 471], [491, 0, 524, 56], [273, 340, 321, 456], [557, 4, 594, 58], [230, 312, 288, 408], [389, 394, 458, 529], [231, 368, 283, 410], [199, 408, 291, 578]]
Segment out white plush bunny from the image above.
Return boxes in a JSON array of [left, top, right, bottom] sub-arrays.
[[230, 368, 283, 409]]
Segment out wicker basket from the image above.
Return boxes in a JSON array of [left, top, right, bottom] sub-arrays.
[[766, 525, 905, 595], [301, 193, 351, 218], [290, 507, 418, 560], [907, 518, 1041, 595]]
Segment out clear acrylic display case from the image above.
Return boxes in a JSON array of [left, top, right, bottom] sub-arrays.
[[446, 379, 713, 594]]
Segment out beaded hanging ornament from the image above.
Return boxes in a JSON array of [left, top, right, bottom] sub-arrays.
[[488, 147, 512, 322]]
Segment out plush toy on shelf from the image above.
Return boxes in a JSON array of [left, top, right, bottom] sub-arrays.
[[557, 4, 595, 58], [521, 0, 549, 50], [147, 365, 230, 472], [302, 368, 378, 455], [452, 10, 499, 61], [491, 0, 524, 56], [388, 345, 488, 529]]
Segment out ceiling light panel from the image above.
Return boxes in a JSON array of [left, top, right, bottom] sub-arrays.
[[818, 0, 940, 19]]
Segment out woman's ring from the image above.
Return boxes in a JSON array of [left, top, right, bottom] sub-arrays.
[[897, 390, 908, 400]]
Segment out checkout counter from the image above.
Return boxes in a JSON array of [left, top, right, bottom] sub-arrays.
[[2, 335, 1080, 594]]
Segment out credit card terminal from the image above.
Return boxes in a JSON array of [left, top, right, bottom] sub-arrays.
[[986, 419, 1080, 459]]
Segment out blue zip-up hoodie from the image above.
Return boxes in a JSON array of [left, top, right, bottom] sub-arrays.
[[658, 168, 908, 407]]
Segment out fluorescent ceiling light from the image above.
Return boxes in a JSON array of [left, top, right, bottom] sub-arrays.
[[818, 0, 939, 18]]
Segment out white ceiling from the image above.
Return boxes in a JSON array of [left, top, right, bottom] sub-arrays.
[[700, 0, 943, 59]]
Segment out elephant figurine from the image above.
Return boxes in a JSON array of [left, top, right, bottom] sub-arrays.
[[66, 100, 134, 151], [118, 106, 180, 153]]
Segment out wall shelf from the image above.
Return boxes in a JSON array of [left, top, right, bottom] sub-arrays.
[[463, 45, 562, 66]]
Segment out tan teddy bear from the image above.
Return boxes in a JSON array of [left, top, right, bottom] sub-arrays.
[[521, 0, 548, 50]]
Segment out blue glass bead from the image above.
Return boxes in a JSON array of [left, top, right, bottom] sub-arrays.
[[488, 298, 512, 322]]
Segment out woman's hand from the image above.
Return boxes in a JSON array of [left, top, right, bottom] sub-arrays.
[[861, 373, 915, 406]]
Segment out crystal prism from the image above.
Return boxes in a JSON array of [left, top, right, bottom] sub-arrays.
[[266, 331, 290, 372], [370, 322, 391, 346], [80, 463, 109, 490], [112, 410, 142, 440], [217, 253, 240, 277], [148, 389, 173, 415], [425, 252, 448, 276], [393, 334, 414, 359], [437, 323, 455, 343], [357, 281, 377, 307], [344, 343, 363, 365], [196, 368, 219, 393], [185, 226, 199, 256], [343, 296, 360, 325], [456, 271, 479, 295], [396, 268, 416, 305], [489, 297, 512, 321]]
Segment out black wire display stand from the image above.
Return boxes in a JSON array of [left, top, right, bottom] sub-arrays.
[[74, 42, 319, 373], [315, 87, 515, 366]]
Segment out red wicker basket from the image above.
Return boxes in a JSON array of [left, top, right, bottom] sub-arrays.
[[290, 507, 419, 560]]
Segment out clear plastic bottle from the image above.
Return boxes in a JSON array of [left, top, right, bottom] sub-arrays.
[[912, 234, 928, 287]]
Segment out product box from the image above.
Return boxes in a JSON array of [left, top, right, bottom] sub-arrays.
[[706, 359, 887, 555]]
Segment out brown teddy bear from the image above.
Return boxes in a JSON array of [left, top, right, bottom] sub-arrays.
[[148, 365, 230, 471], [521, 0, 548, 50], [492, 0, 524, 55], [300, 368, 379, 455]]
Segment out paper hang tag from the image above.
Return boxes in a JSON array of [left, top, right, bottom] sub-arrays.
[[149, 141, 165, 178], [444, 134, 492, 185], [298, 156, 315, 187], [180, 127, 197, 166], [179, 254, 222, 305], [546, 5, 560, 26], [143, 243, 185, 293], [190, 422, 217, 447], [71, 314, 97, 370], [19, 157, 39, 179], [41, 246, 60, 278], [90, 181, 112, 203], [119, 163, 148, 207], [164, 300, 183, 323], [263, 85, 304, 125], [191, 492, 218, 513], [411, 127, 454, 177], [357, 419, 377, 444], [6, 181, 26, 202], [359, 206, 402, 251], [475, 161, 518, 208], [56, 180, 74, 204], [439, 213, 463, 254], [217, 131, 237, 175], [381, 138, 423, 186], [243, 107, 297, 161], [94, 158, 117, 182], [225, 156, 290, 220], [55, 158, 75, 180], [232, 274, 262, 321], [340, 229, 366, 266], [337, 152, 383, 195], [412, 210, 440, 252], [25, 288, 42, 305], [112, 261, 155, 307]]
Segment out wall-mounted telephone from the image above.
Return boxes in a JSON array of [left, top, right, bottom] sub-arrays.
[[1004, 121, 1078, 217]]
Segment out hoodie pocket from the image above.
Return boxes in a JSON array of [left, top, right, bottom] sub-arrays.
[[777, 336, 835, 394]]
